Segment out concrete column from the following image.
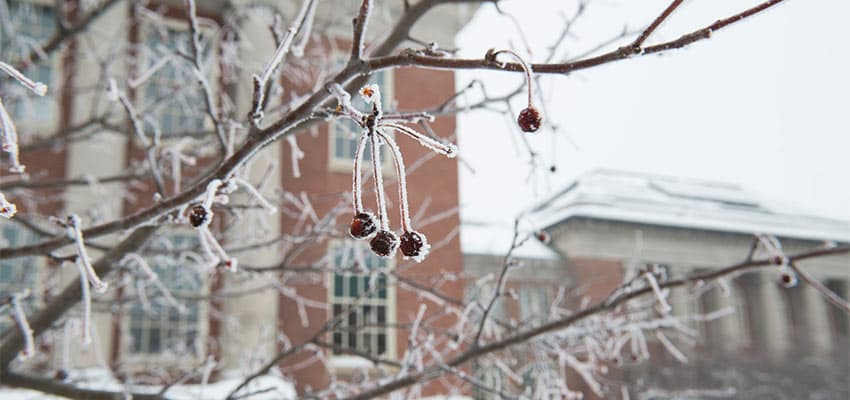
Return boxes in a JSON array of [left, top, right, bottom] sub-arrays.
[[756, 272, 791, 361]]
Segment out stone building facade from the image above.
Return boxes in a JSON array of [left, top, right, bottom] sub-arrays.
[[464, 169, 850, 399], [1, 0, 475, 396]]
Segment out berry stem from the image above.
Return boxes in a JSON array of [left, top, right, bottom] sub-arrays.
[[492, 49, 535, 107], [352, 132, 369, 213], [370, 128, 390, 231], [379, 122, 457, 158], [376, 130, 411, 232]]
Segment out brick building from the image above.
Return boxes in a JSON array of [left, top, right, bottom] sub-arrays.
[[1, 0, 476, 397]]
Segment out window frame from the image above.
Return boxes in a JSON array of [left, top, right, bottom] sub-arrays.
[[1, 0, 63, 133], [120, 232, 209, 369], [0, 223, 40, 332], [134, 14, 219, 144], [325, 240, 397, 364], [327, 59, 395, 173]]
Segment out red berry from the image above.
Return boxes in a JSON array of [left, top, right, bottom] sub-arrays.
[[349, 212, 378, 239], [189, 205, 210, 227], [517, 107, 542, 132], [534, 230, 551, 244], [370, 230, 399, 257], [779, 272, 797, 288], [400, 230, 430, 260]]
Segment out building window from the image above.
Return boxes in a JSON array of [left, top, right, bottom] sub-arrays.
[[139, 23, 210, 137], [0, 0, 56, 122], [0, 224, 37, 331], [127, 236, 204, 357], [328, 69, 393, 171], [329, 243, 393, 357], [519, 285, 548, 324]]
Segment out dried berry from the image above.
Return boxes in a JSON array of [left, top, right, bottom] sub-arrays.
[[778, 271, 797, 288], [55, 369, 69, 381], [400, 230, 430, 260], [534, 230, 551, 244], [370, 230, 399, 258], [517, 107, 542, 132], [189, 205, 210, 228], [349, 212, 378, 239]]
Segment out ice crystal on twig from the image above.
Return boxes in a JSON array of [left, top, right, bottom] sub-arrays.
[[0, 61, 48, 96], [10, 290, 35, 359], [0, 191, 17, 218], [0, 97, 25, 174], [66, 214, 108, 293]]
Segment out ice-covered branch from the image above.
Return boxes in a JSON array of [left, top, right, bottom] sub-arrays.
[[65, 214, 109, 293], [9, 290, 34, 359], [0, 191, 17, 218], [0, 61, 48, 96], [0, 97, 25, 173], [350, 0, 375, 61], [250, 0, 319, 125]]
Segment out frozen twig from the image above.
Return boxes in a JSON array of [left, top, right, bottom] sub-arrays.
[[350, 0, 374, 61], [66, 214, 108, 293], [285, 135, 305, 178], [788, 262, 850, 313], [0, 61, 48, 96], [10, 290, 35, 359], [0, 98, 25, 173], [75, 257, 93, 345], [0, 191, 17, 218], [250, 0, 318, 125], [231, 177, 278, 214]]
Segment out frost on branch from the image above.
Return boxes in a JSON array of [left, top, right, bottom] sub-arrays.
[[0, 191, 17, 218], [10, 290, 35, 359], [0, 60, 48, 176], [65, 214, 109, 293], [0, 61, 48, 96]]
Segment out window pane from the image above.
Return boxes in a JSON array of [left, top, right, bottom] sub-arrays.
[[142, 28, 207, 137], [330, 71, 389, 164], [127, 234, 202, 357], [0, 1, 55, 121], [329, 243, 392, 357]]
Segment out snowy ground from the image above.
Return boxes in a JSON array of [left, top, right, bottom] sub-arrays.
[[0, 369, 296, 400]]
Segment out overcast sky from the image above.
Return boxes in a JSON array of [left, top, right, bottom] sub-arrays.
[[454, 0, 850, 227]]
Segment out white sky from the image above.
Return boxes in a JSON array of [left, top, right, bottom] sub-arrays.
[[455, 0, 850, 226]]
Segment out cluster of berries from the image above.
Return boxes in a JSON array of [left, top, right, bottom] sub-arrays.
[[334, 84, 458, 261]]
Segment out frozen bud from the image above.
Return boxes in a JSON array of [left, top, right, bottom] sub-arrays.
[[370, 230, 399, 258], [772, 255, 786, 265], [535, 230, 551, 244], [189, 205, 210, 228], [0, 201, 16, 219], [778, 271, 798, 288], [54, 369, 69, 381], [349, 212, 378, 240], [517, 106, 542, 132], [400, 230, 431, 261], [359, 84, 379, 103]]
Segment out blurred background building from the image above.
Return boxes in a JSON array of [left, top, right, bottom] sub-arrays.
[[464, 169, 850, 399]]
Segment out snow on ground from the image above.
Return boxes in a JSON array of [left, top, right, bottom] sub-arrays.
[[0, 368, 296, 400]]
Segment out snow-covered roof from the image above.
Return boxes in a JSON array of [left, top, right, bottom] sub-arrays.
[[461, 221, 561, 260], [525, 169, 850, 243]]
